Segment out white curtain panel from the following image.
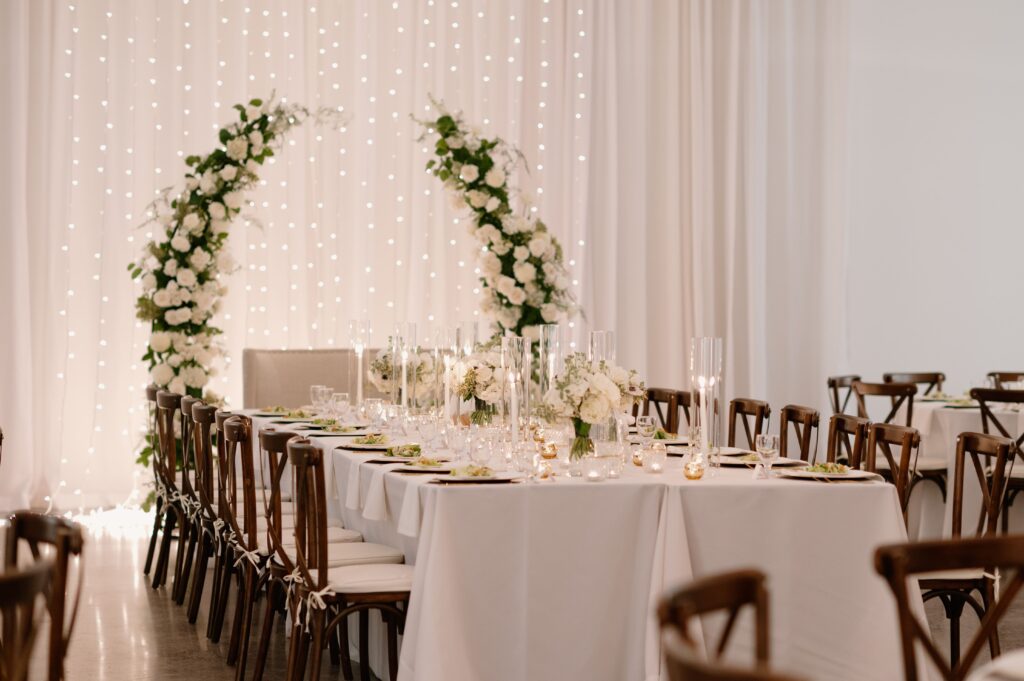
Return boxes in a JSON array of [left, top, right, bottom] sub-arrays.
[[0, 0, 848, 510]]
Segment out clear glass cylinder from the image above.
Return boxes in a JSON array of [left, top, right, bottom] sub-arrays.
[[538, 323, 561, 399], [589, 330, 616, 364], [689, 337, 723, 464], [348, 319, 371, 406], [501, 336, 530, 446]]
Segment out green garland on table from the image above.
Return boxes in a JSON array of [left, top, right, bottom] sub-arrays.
[[415, 99, 580, 340]]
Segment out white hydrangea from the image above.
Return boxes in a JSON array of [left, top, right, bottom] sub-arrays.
[[151, 363, 174, 386], [484, 167, 505, 188], [514, 246, 529, 261], [168, 376, 186, 395], [176, 268, 197, 288], [460, 164, 480, 183], [219, 166, 238, 181], [171, 235, 190, 252], [513, 261, 536, 284], [208, 202, 226, 220], [226, 137, 249, 161], [188, 249, 212, 272], [150, 332, 172, 353]]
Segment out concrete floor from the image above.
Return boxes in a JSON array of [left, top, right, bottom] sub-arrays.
[[37, 523, 1024, 680]]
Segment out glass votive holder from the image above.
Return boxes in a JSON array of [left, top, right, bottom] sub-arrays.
[[631, 445, 645, 467], [539, 442, 559, 460], [583, 456, 607, 482], [684, 456, 706, 480], [599, 454, 624, 479], [644, 442, 667, 474]]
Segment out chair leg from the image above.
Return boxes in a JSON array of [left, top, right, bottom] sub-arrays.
[[358, 610, 370, 681], [172, 517, 192, 600], [144, 498, 163, 575], [386, 613, 399, 681], [153, 509, 177, 589], [207, 537, 226, 639], [233, 568, 258, 681], [253, 579, 282, 681], [293, 626, 311, 681], [328, 621, 341, 667], [983, 583, 1001, 659], [340, 611, 354, 681], [210, 553, 235, 644], [186, 531, 212, 623], [176, 520, 199, 605], [940, 594, 966, 669], [226, 567, 248, 665], [308, 609, 326, 681]]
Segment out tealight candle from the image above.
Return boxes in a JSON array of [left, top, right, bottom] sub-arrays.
[[684, 459, 705, 480], [586, 469, 604, 482], [631, 448, 645, 467]]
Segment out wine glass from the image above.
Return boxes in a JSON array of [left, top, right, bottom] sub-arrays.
[[332, 392, 351, 420], [755, 434, 780, 479], [636, 415, 657, 445], [309, 384, 326, 409]]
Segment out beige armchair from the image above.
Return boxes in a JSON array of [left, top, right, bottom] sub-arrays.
[[242, 348, 387, 409]]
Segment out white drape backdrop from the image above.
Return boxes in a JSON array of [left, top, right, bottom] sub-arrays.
[[0, 0, 848, 510]]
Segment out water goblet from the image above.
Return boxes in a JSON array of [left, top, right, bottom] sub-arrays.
[[755, 434, 780, 479], [636, 415, 657, 445], [332, 392, 351, 419]]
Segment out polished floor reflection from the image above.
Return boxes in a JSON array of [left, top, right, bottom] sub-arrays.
[[56, 519, 376, 681]]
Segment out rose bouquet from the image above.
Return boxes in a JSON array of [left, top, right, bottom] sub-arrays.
[[454, 350, 506, 424], [368, 344, 436, 400], [539, 352, 645, 460]]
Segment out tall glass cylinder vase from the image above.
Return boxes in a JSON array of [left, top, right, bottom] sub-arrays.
[[538, 323, 561, 400], [589, 330, 616, 364], [689, 337, 723, 467], [459, 320, 479, 356], [348, 319, 370, 406], [502, 336, 529, 446]]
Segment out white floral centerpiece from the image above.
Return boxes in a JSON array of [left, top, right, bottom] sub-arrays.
[[454, 350, 506, 424], [415, 99, 579, 340], [368, 344, 436, 401], [539, 352, 645, 460]]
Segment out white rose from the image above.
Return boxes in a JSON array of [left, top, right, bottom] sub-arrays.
[[188, 249, 212, 271], [460, 164, 480, 183], [580, 394, 611, 425], [513, 262, 536, 284], [191, 308, 206, 324], [182, 213, 200, 232], [610, 366, 629, 386], [514, 246, 530, 261], [194, 347, 213, 365], [467, 190, 489, 209], [226, 137, 249, 161], [219, 166, 238, 181], [199, 171, 216, 195], [245, 159, 260, 174], [216, 249, 236, 272], [245, 105, 261, 121], [448, 192, 467, 212], [164, 308, 187, 326], [591, 372, 623, 408], [249, 130, 264, 147], [141, 273, 157, 291], [176, 268, 197, 288], [491, 239, 511, 256], [185, 176, 199, 191], [171, 235, 190, 252], [485, 196, 501, 213], [151, 363, 174, 386], [145, 256, 160, 271], [505, 214, 531, 234], [211, 219, 230, 233], [163, 259, 178, 276], [506, 287, 527, 305], [167, 353, 183, 368], [194, 291, 214, 312], [153, 289, 172, 307], [208, 202, 226, 220], [480, 251, 502, 276], [168, 376, 186, 395], [224, 192, 244, 210], [529, 233, 550, 258], [150, 332, 172, 353], [447, 136, 464, 149], [541, 303, 562, 322], [485, 167, 505, 188]]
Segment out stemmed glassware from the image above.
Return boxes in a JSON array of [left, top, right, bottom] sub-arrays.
[[755, 434, 780, 479], [636, 415, 657, 445], [331, 392, 351, 420]]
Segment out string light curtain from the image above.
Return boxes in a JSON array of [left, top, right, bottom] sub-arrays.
[[0, 0, 848, 510]]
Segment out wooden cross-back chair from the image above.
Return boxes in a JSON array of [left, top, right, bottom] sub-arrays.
[[825, 414, 869, 468], [883, 372, 946, 396], [853, 381, 916, 426], [826, 375, 861, 415], [207, 409, 238, 643], [970, 388, 1024, 532], [0, 561, 53, 681], [987, 372, 1024, 389], [728, 399, 771, 450], [916, 432, 1013, 671], [634, 388, 692, 435], [657, 570, 805, 681], [286, 438, 413, 681], [876, 533, 1024, 681], [172, 394, 202, 606], [863, 424, 920, 522], [152, 390, 188, 592], [778, 405, 819, 462], [143, 384, 162, 577], [5, 512, 84, 681], [184, 403, 221, 625]]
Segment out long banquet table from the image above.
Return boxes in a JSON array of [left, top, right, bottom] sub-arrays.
[[247, 412, 926, 681]]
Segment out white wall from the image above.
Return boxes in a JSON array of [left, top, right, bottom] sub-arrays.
[[846, 0, 1024, 395]]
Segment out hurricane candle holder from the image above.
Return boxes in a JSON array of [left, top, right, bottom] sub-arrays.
[[538, 323, 561, 399], [348, 319, 370, 406], [588, 329, 616, 364], [502, 336, 529, 446], [689, 337, 723, 468]]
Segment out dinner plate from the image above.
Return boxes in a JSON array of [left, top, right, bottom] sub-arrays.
[[432, 472, 524, 484], [778, 468, 878, 482], [719, 457, 805, 468], [391, 463, 455, 474], [717, 446, 755, 457], [654, 437, 688, 447], [337, 442, 393, 451]]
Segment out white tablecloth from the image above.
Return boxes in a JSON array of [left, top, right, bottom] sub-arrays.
[[248, 413, 925, 681], [910, 401, 1024, 537]]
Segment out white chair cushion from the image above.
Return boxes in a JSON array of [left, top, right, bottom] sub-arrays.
[[919, 568, 986, 581], [323, 563, 415, 594], [280, 526, 363, 546], [293, 542, 403, 569]]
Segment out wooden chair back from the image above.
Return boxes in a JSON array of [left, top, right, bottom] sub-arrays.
[[214, 410, 236, 527], [190, 404, 220, 523], [883, 372, 945, 396], [875, 534, 1024, 681], [969, 388, 1024, 453], [778, 405, 819, 462], [827, 375, 861, 415], [179, 395, 201, 503], [634, 388, 691, 434], [987, 372, 1024, 389], [4, 513, 84, 681], [852, 381, 916, 427], [661, 632, 805, 681], [0, 561, 52, 681], [154, 391, 183, 492], [222, 416, 258, 554], [728, 399, 771, 450], [825, 414, 869, 468], [864, 424, 920, 518], [658, 570, 770, 669], [949, 432, 1014, 539], [258, 428, 299, 571], [286, 439, 330, 592]]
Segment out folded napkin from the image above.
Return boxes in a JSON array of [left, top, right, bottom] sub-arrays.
[[345, 458, 363, 511], [362, 464, 395, 522], [398, 481, 424, 538]]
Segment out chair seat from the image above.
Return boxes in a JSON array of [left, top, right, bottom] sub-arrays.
[[875, 456, 947, 473], [920, 568, 987, 582], [287, 542, 400, 569], [322, 563, 415, 594], [278, 526, 363, 547]]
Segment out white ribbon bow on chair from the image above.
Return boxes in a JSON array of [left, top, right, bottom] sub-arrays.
[[300, 585, 336, 634]]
